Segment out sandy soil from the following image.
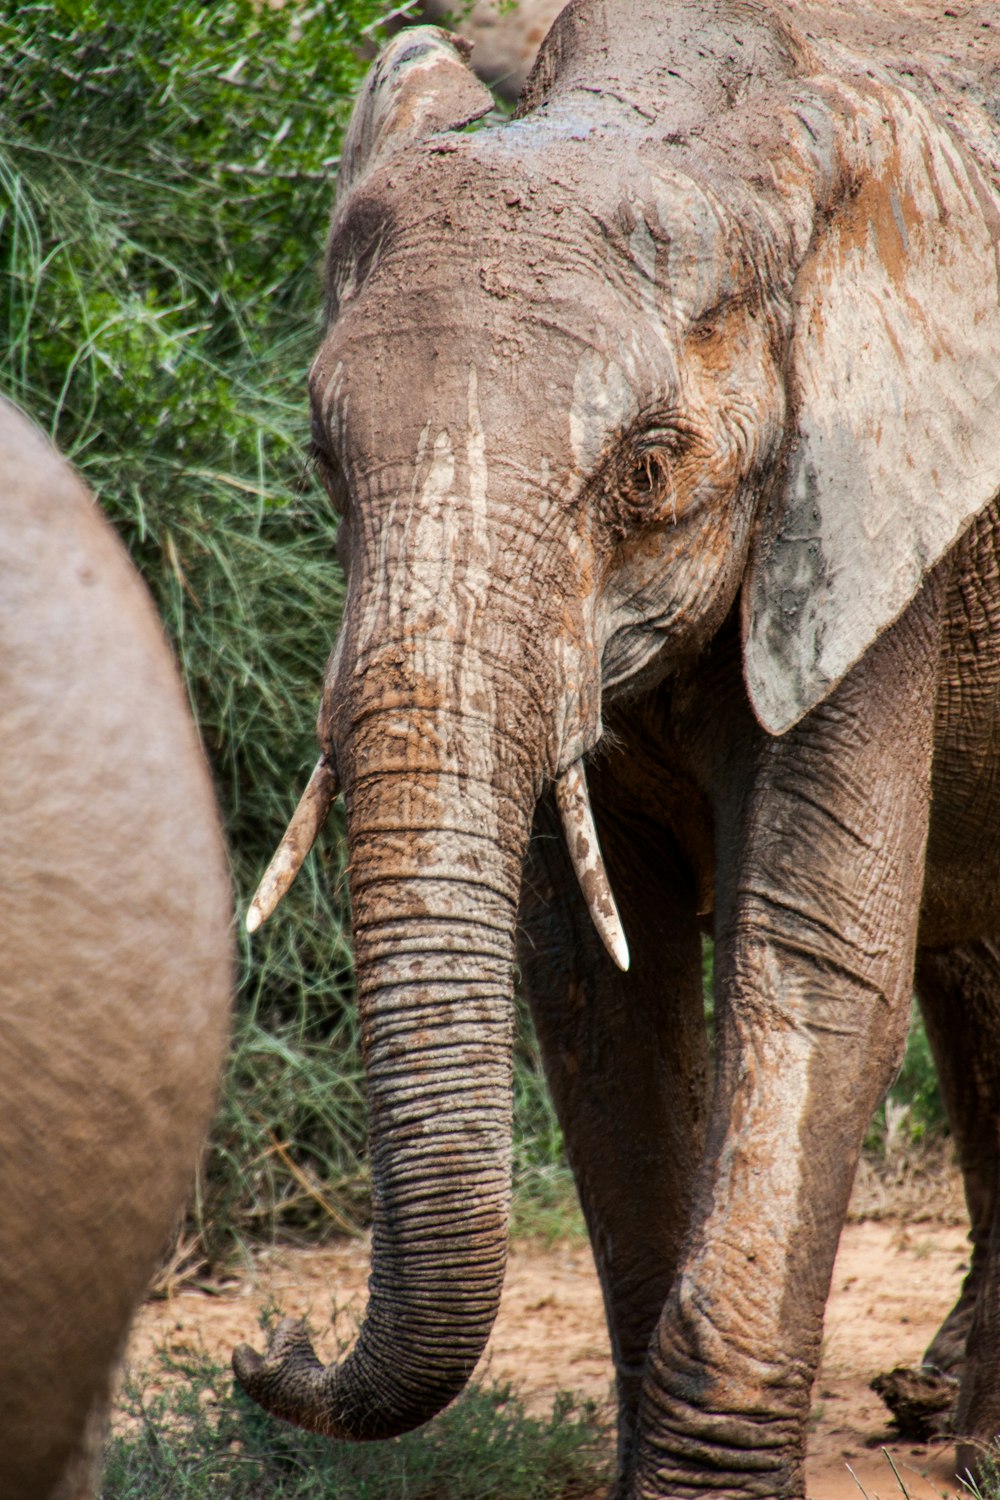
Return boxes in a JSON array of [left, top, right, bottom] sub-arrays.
[[128, 1192, 978, 1500]]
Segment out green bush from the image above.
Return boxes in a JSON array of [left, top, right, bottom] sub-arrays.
[[867, 1000, 949, 1153]]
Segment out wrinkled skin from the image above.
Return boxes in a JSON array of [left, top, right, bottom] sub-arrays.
[[0, 398, 232, 1500], [234, 3, 1000, 1496]]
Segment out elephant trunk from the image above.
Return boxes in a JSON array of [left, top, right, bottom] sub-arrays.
[[234, 702, 533, 1438]]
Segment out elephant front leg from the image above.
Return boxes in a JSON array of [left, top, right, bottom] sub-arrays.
[[634, 605, 942, 1499], [519, 781, 709, 1495]]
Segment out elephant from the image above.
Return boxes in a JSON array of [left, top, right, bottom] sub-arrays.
[[417, 0, 568, 101], [233, 2, 1000, 1495], [0, 396, 232, 1500]]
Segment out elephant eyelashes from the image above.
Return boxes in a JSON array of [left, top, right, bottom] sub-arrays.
[[309, 438, 348, 514], [602, 438, 685, 540], [632, 453, 660, 495], [620, 450, 675, 520]]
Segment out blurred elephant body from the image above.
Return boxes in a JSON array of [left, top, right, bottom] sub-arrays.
[[417, 0, 567, 100], [0, 398, 232, 1500], [235, 4, 1000, 1496]]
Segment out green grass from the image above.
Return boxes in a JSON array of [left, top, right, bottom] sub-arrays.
[[510, 998, 586, 1242], [845, 1444, 1000, 1499], [101, 1346, 610, 1499], [962, 1446, 1000, 1499]]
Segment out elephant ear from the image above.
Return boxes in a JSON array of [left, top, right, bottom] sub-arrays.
[[337, 27, 493, 203], [743, 81, 1000, 736]]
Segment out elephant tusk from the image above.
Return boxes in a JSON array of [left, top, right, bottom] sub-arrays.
[[245, 756, 340, 934], [554, 759, 630, 972]]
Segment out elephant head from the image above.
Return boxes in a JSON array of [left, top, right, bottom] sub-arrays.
[[234, 0, 1000, 1440]]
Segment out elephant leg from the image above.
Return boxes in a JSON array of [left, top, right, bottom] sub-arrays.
[[915, 942, 1000, 1377], [518, 776, 709, 1493], [50, 1388, 109, 1500], [634, 599, 942, 1498], [915, 941, 1000, 1474]]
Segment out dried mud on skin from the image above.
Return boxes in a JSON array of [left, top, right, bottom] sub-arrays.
[[126, 1164, 978, 1500]]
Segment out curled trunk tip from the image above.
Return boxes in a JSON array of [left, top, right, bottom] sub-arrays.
[[233, 1305, 487, 1441], [234, 1318, 387, 1440], [233, 1319, 333, 1432]]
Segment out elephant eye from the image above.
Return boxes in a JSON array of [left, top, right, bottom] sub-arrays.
[[631, 452, 661, 495], [598, 414, 698, 542], [597, 443, 680, 542], [624, 445, 674, 507]]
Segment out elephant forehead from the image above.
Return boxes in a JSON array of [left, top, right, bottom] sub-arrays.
[[313, 266, 669, 479], [314, 350, 586, 511], [331, 132, 661, 317], [331, 101, 776, 337], [452, 123, 766, 315]]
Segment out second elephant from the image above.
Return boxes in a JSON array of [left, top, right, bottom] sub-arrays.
[[0, 398, 232, 1500], [235, 3, 1000, 1497]]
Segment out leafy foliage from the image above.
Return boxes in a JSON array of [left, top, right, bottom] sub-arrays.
[[867, 1001, 949, 1154]]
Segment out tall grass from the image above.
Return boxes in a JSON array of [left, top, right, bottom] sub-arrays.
[[0, 0, 407, 1260]]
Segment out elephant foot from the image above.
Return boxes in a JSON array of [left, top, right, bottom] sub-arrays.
[[923, 1273, 977, 1378], [870, 1365, 959, 1440]]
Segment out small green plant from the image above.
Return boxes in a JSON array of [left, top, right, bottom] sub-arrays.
[[847, 1443, 1000, 1500], [102, 1347, 610, 1499], [960, 1443, 1000, 1500], [867, 1002, 948, 1155]]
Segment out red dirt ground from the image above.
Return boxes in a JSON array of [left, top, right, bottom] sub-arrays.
[[126, 1164, 978, 1499]]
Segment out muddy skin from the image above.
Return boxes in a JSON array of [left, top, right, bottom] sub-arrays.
[[0, 398, 233, 1500], [234, 4, 1000, 1497]]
